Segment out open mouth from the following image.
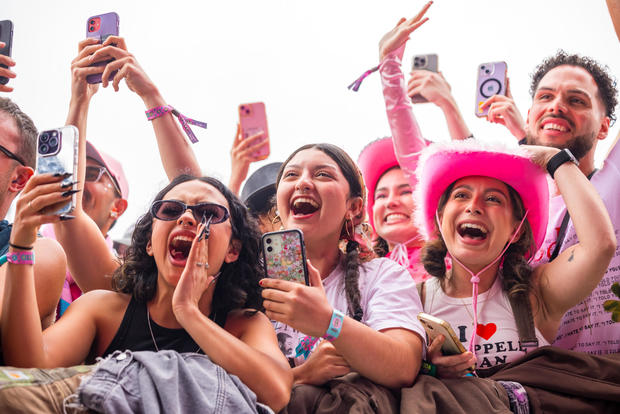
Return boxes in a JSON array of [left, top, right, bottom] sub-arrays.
[[169, 235, 193, 261], [457, 223, 488, 240], [384, 213, 409, 224], [291, 197, 319, 216], [541, 117, 572, 133]]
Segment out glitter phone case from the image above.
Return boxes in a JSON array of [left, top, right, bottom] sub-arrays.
[[262, 229, 308, 285]]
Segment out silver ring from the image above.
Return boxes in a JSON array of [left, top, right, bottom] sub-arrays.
[[205, 262, 209, 269], [28, 200, 33, 210], [196, 262, 204, 267]]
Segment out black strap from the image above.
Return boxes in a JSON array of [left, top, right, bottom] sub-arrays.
[[507, 293, 539, 351], [549, 168, 598, 262]]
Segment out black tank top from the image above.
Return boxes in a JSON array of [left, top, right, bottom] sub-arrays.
[[102, 295, 225, 358]]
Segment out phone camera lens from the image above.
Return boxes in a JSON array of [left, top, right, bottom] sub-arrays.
[[40, 132, 49, 143], [267, 246, 273, 252], [485, 69, 490, 74], [419, 57, 426, 65], [481, 65, 486, 70], [90, 19, 95, 24], [39, 143, 49, 154], [266, 238, 272, 244], [245, 109, 250, 114], [49, 137, 58, 148]]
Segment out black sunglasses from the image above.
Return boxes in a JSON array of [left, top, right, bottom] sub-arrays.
[[150, 200, 230, 224], [0, 143, 26, 166]]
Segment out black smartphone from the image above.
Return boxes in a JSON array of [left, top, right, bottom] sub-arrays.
[[0, 20, 14, 85]]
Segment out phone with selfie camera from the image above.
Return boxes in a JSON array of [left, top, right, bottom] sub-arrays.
[[85, 12, 119, 84], [0, 20, 14, 86], [417, 313, 476, 373], [238, 102, 270, 159], [410, 54, 438, 103], [36, 126, 79, 216], [262, 229, 308, 285], [475, 61, 507, 117]]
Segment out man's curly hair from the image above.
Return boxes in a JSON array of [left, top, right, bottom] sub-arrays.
[[530, 50, 618, 124]]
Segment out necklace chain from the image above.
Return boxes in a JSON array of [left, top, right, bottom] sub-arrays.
[[146, 304, 201, 354]]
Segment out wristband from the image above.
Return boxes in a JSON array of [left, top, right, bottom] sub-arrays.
[[5, 251, 35, 265], [420, 360, 437, 377], [546, 148, 579, 179], [145, 105, 207, 144], [9, 242, 33, 250], [322, 309, 345, 341], [348, 65, 380, 92]]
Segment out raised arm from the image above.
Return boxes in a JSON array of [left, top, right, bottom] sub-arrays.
[[480, 78, 527, 141], [527, 145, 616, 338], [91, 36, 202, 179], [378, 2, 430, 182], [228, 124, 269, 196], [0, 42, 16, 93]]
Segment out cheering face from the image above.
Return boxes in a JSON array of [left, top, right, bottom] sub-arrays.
[[147, 180, 236, 286], [439, 176, 519, 270], [277, 149, 356, 245], [373, 167, 419, 247], [526, 65, 609, 160]]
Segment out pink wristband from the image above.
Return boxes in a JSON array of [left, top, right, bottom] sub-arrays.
[[7, 251, 35, 265], [145, 105, 207, 143]]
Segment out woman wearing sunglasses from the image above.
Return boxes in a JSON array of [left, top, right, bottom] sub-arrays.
[[1, 174, 292, 411]]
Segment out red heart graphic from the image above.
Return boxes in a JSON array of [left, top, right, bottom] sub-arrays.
[[476, 323, 497, 340]]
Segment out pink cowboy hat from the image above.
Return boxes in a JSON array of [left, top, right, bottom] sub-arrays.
[[357, 137, 401, 229], [413, 139, 549, 252]]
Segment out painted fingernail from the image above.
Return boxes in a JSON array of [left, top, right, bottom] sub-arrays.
[[61, 189, 81, 197], [61, 181, 79, 189], [259, 280, 263, 286], [59, 215, 75, 221]]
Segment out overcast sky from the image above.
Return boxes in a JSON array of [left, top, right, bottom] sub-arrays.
[[4, 0, 619, 240]]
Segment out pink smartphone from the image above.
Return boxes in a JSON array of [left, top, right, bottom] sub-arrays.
[[475, 61, 507, 117], [238, 102, 270, 159], [86, 12, 119, 84], [262, 229, 308, 285]]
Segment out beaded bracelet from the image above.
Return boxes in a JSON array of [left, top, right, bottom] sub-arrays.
[[5, 251, 35, 265], [145, 105, 207, 143]]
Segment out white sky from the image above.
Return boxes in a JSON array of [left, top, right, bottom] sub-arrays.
[[4, 0, 619, 240]]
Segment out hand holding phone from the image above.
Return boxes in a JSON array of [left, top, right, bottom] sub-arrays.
[[238, 102, 270, 159], [410, 54, 438, 103], [36, 126, 79, 216], [0, 20, 15, 88], [85, 12, 119, 84], [475, 61, 507, 117], [262, 229, 309, 284]]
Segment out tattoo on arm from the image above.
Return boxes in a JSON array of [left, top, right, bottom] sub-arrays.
[[568, 249, 575, 262]]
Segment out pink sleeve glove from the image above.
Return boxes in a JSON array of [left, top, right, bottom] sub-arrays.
[[380, 45, 427, 184]]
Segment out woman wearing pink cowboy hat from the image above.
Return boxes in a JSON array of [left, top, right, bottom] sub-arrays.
[[358, 2, 472, 283], [414, 138, 615, 377]]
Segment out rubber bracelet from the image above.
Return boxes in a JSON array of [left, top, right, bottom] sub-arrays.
[[322, 309, 345, 341], [9, 242, 33, 250], [145, 105, 207, 144], [6, 251, 35, 265], [420, 360, 437, 377]]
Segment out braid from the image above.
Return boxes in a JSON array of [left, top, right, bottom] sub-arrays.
[[344, 240, 364, 321]]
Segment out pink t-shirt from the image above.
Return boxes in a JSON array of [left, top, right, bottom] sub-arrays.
[[529, 142, 620, 355], [423, 276, 549, 368]]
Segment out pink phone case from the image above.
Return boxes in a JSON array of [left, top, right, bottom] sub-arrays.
[[262, 229, 308, 284], [86, 12, 119, 84], [475, 61, 507, 117], [239, 102, 270, 159]]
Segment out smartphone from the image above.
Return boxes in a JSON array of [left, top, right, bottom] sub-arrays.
[[262, 229, 308, 284], [475, 61, 507, 117], [410, 54, 438, 104], [36, 126, 79, 216], [238, 102, 270, 159], [418, 312, 468, 355], [85, 12, 119, 84], [0, 20, 13, 86]]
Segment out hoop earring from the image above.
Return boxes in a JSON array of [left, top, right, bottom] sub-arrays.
[[272, 212, 284, 231], [344, 217, 353, 240]]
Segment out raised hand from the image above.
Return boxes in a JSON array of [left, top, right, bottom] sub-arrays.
[[0, 41, 16, 92], [229, 124, 269, 195], [408, 70, 453, 107], [480, 78, 526, 139], [379, 1, 432, 61]]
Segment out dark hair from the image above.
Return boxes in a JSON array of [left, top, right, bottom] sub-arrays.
[[421, 181, 535, 300], [530, 50, 618, 124], [277, 143, 365, 321], [0, 97, 37, 168], [112, 175, 264, 323]]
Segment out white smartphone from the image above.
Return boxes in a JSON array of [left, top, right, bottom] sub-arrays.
[[35, 125, 79, 216]]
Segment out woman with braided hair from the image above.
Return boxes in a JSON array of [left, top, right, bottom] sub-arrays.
[[261, 143, 426, 389]]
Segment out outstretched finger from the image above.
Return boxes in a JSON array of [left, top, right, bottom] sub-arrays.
[[409, 1, 433, 25], [102, 35, 127, 50]]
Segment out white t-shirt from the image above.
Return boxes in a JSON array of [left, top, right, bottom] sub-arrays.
[[529, 142, 620, 355], [423, 276, 550, 369], [273, 257, 426, 366]]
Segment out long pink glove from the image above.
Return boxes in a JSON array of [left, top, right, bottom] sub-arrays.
[[380, 45, 427, 185]]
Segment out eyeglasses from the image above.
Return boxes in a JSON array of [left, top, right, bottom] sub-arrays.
[[85, 165, 122, 197], [0, 143, 26, 166], [150, 200, 230, 224]]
